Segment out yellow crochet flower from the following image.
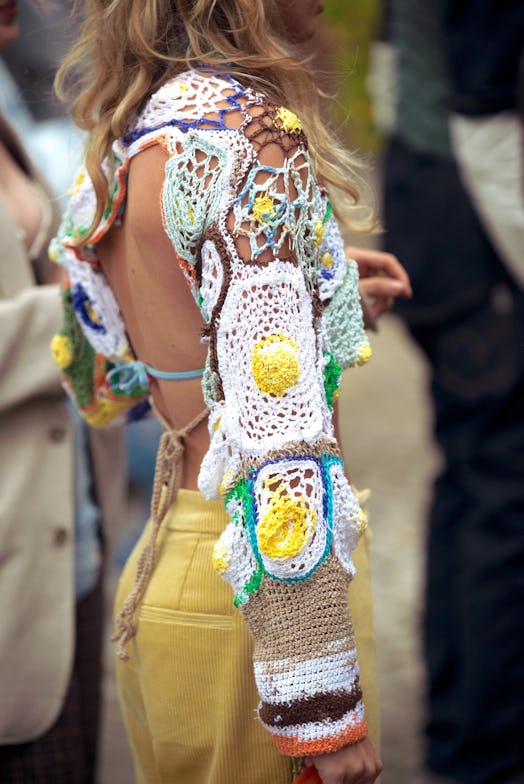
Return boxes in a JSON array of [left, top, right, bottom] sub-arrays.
[[321, 252, 334, 268], [357, 343, 372, 365], [50, 334, 73, 370], [212, 536, 232, 574], [252, 334, 300, 396], [275, 107, 303, 134], [68, 170, 86, 196], [252, 192, 277, 225], [83, 396, 135, 428], [357, 508, 368, 537], [258, 491, 317, 560], [314, 219, 325, 247]]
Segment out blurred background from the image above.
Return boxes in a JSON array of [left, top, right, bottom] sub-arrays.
[[1, 0, 499, 782]]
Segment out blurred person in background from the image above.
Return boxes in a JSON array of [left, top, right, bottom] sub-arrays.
[[0, 2, 125, 782], [0, 0, 84, 202], [371, 1, 524, 783]]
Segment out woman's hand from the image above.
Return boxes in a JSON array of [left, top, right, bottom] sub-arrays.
[[304, 737, 383, 784], [347, 245, 412, 321]]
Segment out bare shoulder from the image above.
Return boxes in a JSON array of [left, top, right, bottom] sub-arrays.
[[126, 144, 169, 238]]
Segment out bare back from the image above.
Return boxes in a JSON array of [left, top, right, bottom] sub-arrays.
[[97, 145, 209, 489]]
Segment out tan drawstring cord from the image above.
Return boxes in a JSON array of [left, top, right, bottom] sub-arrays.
[[113, 405, 209, 661]]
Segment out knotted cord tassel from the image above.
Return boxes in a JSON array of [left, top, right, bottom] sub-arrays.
[[113, 406, 209, 660]]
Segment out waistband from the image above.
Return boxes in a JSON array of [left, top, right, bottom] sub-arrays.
[[164, 488, 228, 535]]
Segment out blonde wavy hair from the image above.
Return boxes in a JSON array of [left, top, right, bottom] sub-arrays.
[[56, 0, 375, 238]]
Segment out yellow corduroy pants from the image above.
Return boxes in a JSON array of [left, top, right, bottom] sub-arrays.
[[115, 489, 380, 784]]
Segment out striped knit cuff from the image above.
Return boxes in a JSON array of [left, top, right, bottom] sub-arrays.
[[241, 556, 367, 758], [255, 647, 367, 756], [268, 715, 367, 757]]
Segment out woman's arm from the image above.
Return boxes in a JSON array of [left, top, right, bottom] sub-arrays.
[[155, 91, 380, 780], [349, 245, 412, 322]]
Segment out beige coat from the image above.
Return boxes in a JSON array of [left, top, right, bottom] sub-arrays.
[[0, 115, 125, 744]]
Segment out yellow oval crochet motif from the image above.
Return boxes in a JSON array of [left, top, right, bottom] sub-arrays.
[[212, 537, 232, 574], [274, 107, 303, 134], [68, 170, 86, 196], [321, 252, 334, 268], [252, 334, 300, 396], [83, 396, 136, 428], [357, 508, 368, 537], [258, 494, 317, 560], [357, 343, 372, 365], [314, 219, 325, 247], [50, 334, 73, 369]]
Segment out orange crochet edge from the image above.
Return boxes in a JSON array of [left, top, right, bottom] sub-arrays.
[[293, 765, 322, 784], [275, 720, 368, 756]]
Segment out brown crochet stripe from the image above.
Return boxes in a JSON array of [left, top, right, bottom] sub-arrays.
[[259, 682, 363, 728], [200, 226, 233, 403], [243, 102, 308, 155], [239, 436, 341, 478], [242, 556, 356, 665]]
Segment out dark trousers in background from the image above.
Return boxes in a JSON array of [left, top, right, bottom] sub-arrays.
[[0, 579, 104, 784], [384, 136, 524, 784]]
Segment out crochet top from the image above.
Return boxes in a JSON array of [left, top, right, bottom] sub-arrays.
[[50, 69, 372, 758]]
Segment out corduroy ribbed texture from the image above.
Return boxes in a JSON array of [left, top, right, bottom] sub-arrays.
[[114, 489, 379, 783]]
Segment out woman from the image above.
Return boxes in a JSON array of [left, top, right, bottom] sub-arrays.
[[51, 1, 410, 782]]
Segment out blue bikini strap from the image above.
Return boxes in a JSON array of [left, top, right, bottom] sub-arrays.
[[107, 359, 204, 395], [145, 363, 204, 381]]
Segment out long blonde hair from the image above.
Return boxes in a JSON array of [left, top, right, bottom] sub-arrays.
[[56, 0, 375, 237]]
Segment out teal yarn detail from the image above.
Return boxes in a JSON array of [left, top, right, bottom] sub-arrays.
[[162, 134, 231, 267], [243, 456, 333, 585], [106, 361, 150, 397], [323, 259, 369, 370], [323, 353, 342, 409], [201, 354, 217, 402]]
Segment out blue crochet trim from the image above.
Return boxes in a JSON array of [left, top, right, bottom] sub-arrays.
[[121, 73, 249, 147], [126, 398, 152, 423], [71, 284, 107, 334]]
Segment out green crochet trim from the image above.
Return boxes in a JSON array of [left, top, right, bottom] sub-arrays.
[[323, 352, 342, 409], [233, 564, 264, 608], [59, 287, 97, 409], [225, 476, 251, 513], [225, 477, 265, 606]]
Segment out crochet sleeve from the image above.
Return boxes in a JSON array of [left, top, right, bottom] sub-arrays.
[[161, 98, 371, 757]]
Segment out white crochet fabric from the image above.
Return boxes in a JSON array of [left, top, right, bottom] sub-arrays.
[[52, 68, 372, 756]]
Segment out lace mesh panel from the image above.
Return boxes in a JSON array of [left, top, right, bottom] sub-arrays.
[[214, 262, 327, 456], [51, 69, 370, 754], [162, 132, 232, 273]]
